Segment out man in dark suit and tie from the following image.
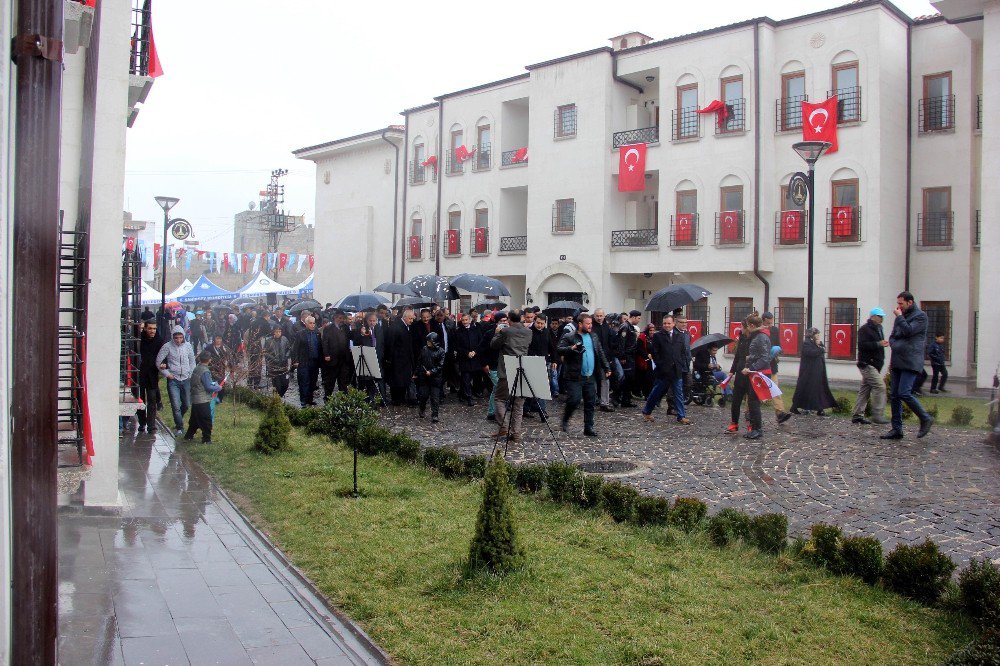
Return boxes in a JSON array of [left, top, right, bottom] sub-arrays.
[[641, 314, 693, 425]]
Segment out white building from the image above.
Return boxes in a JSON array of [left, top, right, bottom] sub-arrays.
[[299, 0, 997, 389]]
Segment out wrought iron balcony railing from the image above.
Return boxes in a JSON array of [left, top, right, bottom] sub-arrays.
[[714, 210, 746, 246], [470, 228, 490, 255], [129, 0, 153, 76], [828, 86, 862, 123], [671, 107, 700, 141], [826, 206, 863, 243], [611, 228, 658, 248], [501, 148, 529, 167], [472, 144, 491, 172], [776, 94, 808, 132], [499, 235, 527, 253], [919, 95, 955, 133], [917, 212, 953, 247], [715, 99, 745, 134], [612, 126, 659, 148]]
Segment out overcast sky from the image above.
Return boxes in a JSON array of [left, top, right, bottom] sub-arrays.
[[124, 0, 937, 252]]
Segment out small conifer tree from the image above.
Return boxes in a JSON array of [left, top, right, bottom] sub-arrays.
[[467, 455, 525, 574], [253, 394, 292, 454]]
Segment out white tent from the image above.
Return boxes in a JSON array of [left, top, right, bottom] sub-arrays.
[[164, 278, 194, 300], [237, 271, 295, 298], [279, 273, 313, 296], [139, 281, 162, 305]]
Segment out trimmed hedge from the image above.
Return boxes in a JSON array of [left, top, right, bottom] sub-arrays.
[[545, 462, 583, 503], [513, 464, 547, 494], [669, 497, 707, 532], [601, 481, 640, 523], [883, 539, 956, 604], [635, 497, 672, 527], [707, 508, 753, 548], [959, 559, 1000, 629], [750, 513, 788, 554], [840, 536, 884, 585]]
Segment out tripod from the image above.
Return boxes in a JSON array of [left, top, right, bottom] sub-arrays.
[[492, 355, 566, 461]]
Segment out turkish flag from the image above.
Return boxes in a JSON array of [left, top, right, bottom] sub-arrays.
[[474, 227, 487, 254], [829, 323, 853, 358], [421, 155, 437, 168], [801, 96, 838, 153], [832, 206, 854, 237], [750, 373, 774, 402], [728, 321, 743, 353], [779, 322, 800, 355], [278, 252, 288, 270], [153, 243, 161, 268], [686, 320, 702, 344], [241, 254, 248, 273], [447, 229, 460, 255], [512, 147, 528, 163], [780, 211, 803, 243], [409, 235, 421, 258], [720, 211, 741, 242], [308, 254, 315, 270], [675, 213, 694, 242], [618, 143, 646, 192], [222, 253, 230, 272], [455, 145, 475, 162], [147, 27, 164, 78], [697, 99, 729, 127]]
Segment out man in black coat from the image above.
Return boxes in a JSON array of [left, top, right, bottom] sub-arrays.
[[881, 292, 933, 440], [290, 316, 322, 406], [852, 307, 889, 425], [321, 311, 351, 400], [614, 310, 641, 408], [558, 313, 611, 437], [385, 309, 417, 405], [592, 309, 616, 411], [355, 311, 387, 404], [453, 312, 483, 406], [136, 321, 165, 433], [641, 314, 693, 425]]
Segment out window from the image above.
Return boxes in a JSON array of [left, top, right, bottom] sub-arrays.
[[720, 75, 744, 133], [778, 185, 806, 245], [473, 207, 489, 254], [677, 189, 697, 216], [920, 187, 952, 247], [718, 186, 744, 245], [553, 198, 576, 233], [675, 84, 699, 139], [827, 298, 858, 360], [410, 142, 426, 184], [832, 62, 860, 122], [411, 216, 422, 237], [777, 298, 806, 357], [620, 38, 628, 49], [475, 125, 491, 171], [449, 130, 464, 174], [448, 210, 461, 230], [921, 72, 953, 131], [555, 104, 577, 138], [830, 179, 860, 242], [726, 297, 754, 352], [445, 210, 462, 256], [685, 298, 709, 337], [779, 72, 806, 131], [921, 301, 951, 362], [408, 216, 423, 259], [721, 185, 743, 212], [672, 189, 698, 247]]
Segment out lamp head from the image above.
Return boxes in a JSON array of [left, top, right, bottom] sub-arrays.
[[154, 196, 180, 213], [792, 141, 832, 166]]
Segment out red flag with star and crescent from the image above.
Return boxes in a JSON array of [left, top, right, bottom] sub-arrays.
[[829, 323, 853, 358], [779, 322, 800, 355], [801, 96, 839, 153], [618, 143, 646, 192]]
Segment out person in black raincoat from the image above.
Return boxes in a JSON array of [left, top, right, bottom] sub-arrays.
[[136, 320, 166, 433], [416, 332, 446, 421], [385, 309, 417, 405], [791, 327, 837, 415], [453, 312, 484, 406]]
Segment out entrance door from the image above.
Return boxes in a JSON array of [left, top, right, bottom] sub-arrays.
[[548, 291, 584, 305]]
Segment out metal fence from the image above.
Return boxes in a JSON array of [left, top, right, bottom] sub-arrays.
[[611, 228, 658, 248], [919, 95, 955, 133], [613, 126, 659, 148], [775, 94, 808, 132], [916, 212, 953, 247], [671, 107, 700, 140], [774, 211, 808, 246], [499, 235, 527, 253], [714, 211, 746, 246], [716, 98, 745, 134], [828, 86, 862, 123], [826, 206, 862, 243]]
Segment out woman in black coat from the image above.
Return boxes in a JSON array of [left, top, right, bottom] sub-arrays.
[[791, 327, 837, 415]]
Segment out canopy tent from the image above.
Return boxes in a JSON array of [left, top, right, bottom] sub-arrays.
[[177, 275, 238, 303], [237, 271, 295, 298], [139, 281, 162, 305], [280, 273, 313, 296], [164, 278, 194, 300]]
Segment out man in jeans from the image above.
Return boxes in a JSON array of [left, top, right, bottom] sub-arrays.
[[558, 313, 611, 437], [881, 292, 934, 440], [641, 314, 693, 426], [156, 326, 196, 436], [852, 307, 889, 424]]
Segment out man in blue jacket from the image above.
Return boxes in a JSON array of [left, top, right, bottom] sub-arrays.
[[881, 291, 934, 440]]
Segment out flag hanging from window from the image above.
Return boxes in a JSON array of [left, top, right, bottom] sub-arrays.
[[147, 23, 163, 78], [686, 320, 702, 344], [409, 235, 421, 258], [832, 206, 853, 237], [720, 211, 741, 242], [421, 155, 437, 168], [727, 321, 743, 353], [454, 145, 476, 162], [801, 96, 839, 152], [675, 213, 694, 242], [447, 229, 460, 255], [696, 99, 729, 128], [779, 322, 800, 355], [511, 147, 528, 163], [780, 211, 803, 242], [474, 227, 487, 254], [829, 323, 853, 358], [617, 143, 646, 192]]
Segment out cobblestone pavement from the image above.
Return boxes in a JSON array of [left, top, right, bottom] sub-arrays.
[[372, 391, 1000, 565]]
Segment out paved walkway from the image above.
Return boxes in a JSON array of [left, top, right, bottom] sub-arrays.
[[379, 394, 1000, 565], [58, 429, 388, 666]]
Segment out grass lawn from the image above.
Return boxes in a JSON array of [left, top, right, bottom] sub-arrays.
[[185, 405, 975, 665]]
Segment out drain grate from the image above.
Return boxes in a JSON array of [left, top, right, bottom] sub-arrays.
[[576, 459, 639, 475]]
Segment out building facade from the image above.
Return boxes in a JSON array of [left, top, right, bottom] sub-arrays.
[[302, 0, 997, 388]]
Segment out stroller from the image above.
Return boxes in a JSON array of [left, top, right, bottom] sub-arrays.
[[687, 369, 722, 406]]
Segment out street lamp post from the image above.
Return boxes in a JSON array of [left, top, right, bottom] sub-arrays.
[[790, 141, 832, 329], [154, 196, 191, 316]]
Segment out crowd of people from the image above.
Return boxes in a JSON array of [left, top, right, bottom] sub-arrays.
[[131, 289, 940, 444]]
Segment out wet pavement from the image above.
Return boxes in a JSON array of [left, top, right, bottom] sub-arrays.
[[58, 429, 387, 666]]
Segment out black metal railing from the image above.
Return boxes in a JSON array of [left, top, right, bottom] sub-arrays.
[[714, 211, 746, 246], [408, 161, 426, 185], [672, 107, 700, 141], [826, 206, 863, 243], [501, 148, 529, 167], [715, 99, 745, 134], [470, 228, 490, 255], [499, 235, 527, 253], [776, 94, 808, 132], [613, 126, 659, 148], [774, 211, 808, 246], [129, 0, 153, 76], [611, 228, 658, 248], [552, 201, 576, 233], [473, 144, 491, 172], [407, 235, 423, 260], [443, 230, 462, 257], [429, 234, 437, 260], [919, 95, 955, 132], [445, 149, 465, 175], [828, 86, 861, 123], [976, 94, 982, 131], [974, 210, 981, 248], [917, 212, 953, 247], [669, 214, 699, 247], [554, 107, 577, 138]]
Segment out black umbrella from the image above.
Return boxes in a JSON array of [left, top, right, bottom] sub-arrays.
[[449, 273, 512, 297], [644, 283, 712, 313], [334, 292, 390, 312], [690, 332, 734, 353], [405, 274, 460, 301], [472, 300, 508, 313], [374, 281, 417, 296], [392, 295, 437, 309], [543, 301, 586, 318], [288, 299, 322, 315]]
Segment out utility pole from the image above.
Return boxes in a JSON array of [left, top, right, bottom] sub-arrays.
[[254, 168, 293, 279]]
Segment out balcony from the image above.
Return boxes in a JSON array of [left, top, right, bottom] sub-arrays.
[[499, 235, 527, 254], [917, 212, 953, 248], [715, 99, 745, 135], [612, 126, 659, 148], [443, 230, 462, 257], [669, 214, 699, 248], [828, 86, 862, 123], [671, 107, 700, 141], [127, 0, 156, 127], [501, 148, 529, 167], [826, 206, 863, 244], [470, 228, 490, 256], [775, 94, 808, 132], [611, 228, 658, 248], [408, 161, 426, 185], [472, 144, 491, 172], [919, 95, 955, 133], [774, 211, 808, 246], [714, 211, 746, 247], [64, 0, 96, 54], [407, 235, 423, 261]]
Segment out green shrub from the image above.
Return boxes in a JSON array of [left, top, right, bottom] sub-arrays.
[[601, 481, 640, 523], [463, 455, 488, 479], [840, 536, 884, 585], [802, 523, 843, 571], [422, 446, 448, 470], [951, 405, 974, 426], [513, 464, 547, 493], [750, 513, 788, 554], [959, 558, 1000, 628], [669, 497, 708, 532], [576, 475, 604, 510], [467, 455, 526, 575], [707, 508, 753, 547], [288, 405, 321, 428], [354, 426, 387, 456], [545, 462, 582, 503], [253, 395, 292, 454], [833, 396, 853, 415], [394, 433, 421, 462], [943, 627, 1000, 666], [634, 497, 672, 527], [927, 402, 940, 420], [883, 539, 956, 604], [435, 448, 464, 479], [311, 388, 379, 444]]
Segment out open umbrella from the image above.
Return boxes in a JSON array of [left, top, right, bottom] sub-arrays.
[[405, 274, 459, 301], [644, 283, 712, 313], [288, 299, 322, 315], [543, 301, 586, 318], [374, 281, 417, 296], [449, 273, 511, 297], [392, 295, 437, 309], [472, 300, 508, 313], [334, 292, 390, 312], [231, 297, 257, 308], [690, 332, 734, 353]]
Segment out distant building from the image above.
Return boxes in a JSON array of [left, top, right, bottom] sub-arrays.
[[233, 209, 313, 254]]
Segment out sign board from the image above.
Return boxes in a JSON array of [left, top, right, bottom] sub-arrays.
[[789, 173, 808, 207], [170, 219, 192, 241], [502, 355, 552, 401], [351, 346, 382, 379]]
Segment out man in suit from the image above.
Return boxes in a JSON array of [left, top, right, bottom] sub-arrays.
[[355, 310, 387, 404], [641, 314, 693, 425], [385, 308, 417, 405], [321, 310, 351, 400]]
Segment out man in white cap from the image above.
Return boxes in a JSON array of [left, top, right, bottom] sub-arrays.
[[852, 307, 889, 425], [156, 325, 197, 436]]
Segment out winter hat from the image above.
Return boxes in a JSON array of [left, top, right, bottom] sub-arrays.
[[171, 325, 185, 337], [426, 332, 439, 345]]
